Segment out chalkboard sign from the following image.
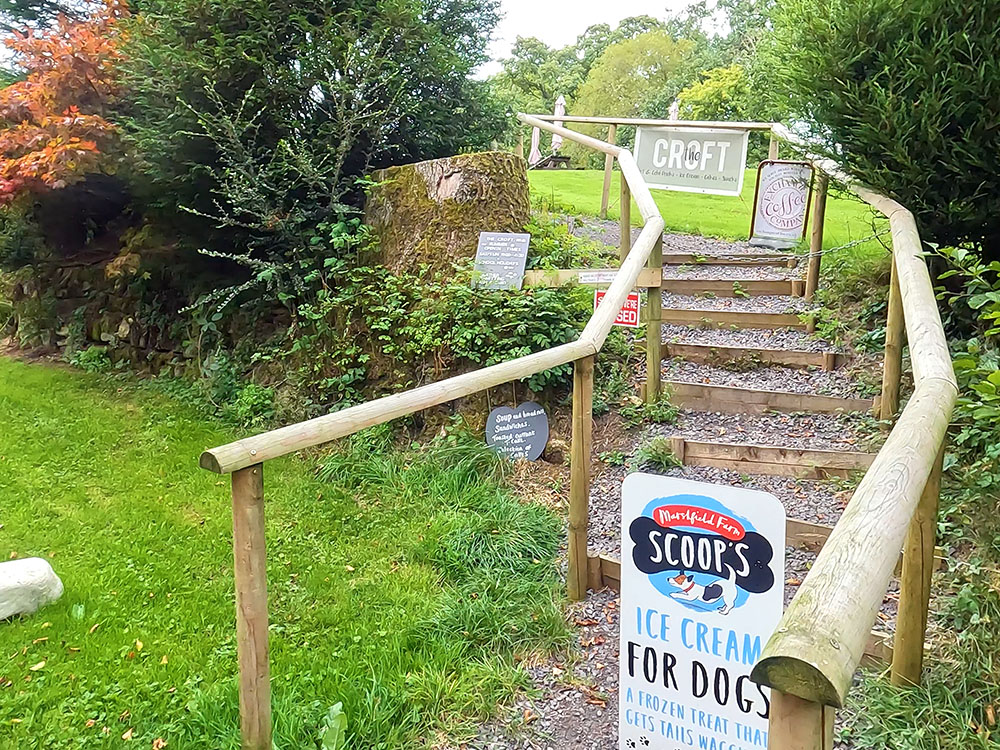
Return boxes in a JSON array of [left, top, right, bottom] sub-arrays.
[[485, 402, 549, 461], [472, 232, 530, 290]]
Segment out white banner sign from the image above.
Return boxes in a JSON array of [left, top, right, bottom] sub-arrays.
[[619, 473, 785, 750], [750, 161, 814, 249], [633, 126, 749, 196]]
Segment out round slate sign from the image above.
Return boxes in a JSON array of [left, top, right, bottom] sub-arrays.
[[486, 402, 549, 461]]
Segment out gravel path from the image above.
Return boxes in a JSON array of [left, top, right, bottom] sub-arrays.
[[662, 323, 841, 352], [662, 263, 803, 281], [587, 462, 852, 558], [657, 409, 881, 452], [565, 217, 798, 261], [659, 358, 876, 399], [660, 291, 813, 314]]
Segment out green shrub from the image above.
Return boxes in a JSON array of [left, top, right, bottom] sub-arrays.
[[631, 436, 681, 472], [770, 0, 1000, 258], [69, 346, 112, 373]]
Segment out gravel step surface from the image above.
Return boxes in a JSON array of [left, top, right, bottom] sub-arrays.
[[659, 358, 875, 399], [662, 323, 841, 352], [663, 262, 802, 281], [660, 291, 814, 314], [587, 462, 851, 558]]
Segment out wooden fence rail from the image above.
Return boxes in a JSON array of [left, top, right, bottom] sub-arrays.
[[200, 114, 954, 750]]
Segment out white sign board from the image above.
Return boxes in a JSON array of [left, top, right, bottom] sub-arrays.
[[619, 473, 785, 750], [750, 161, 814, 249], [633, 127, 749, 196]]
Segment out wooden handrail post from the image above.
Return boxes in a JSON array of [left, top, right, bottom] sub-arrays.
[[516, 129, 524, 159], [805, 171, 828, 301], [232, 465, 272, 750], [768, 690, 834, 750], [600, 124, 617, 219], [568, 355, 595, 601], [891, 444, 945, 686], [645, 234, 663, 403], [880, 255, 904, 420], [768, 133, 780, 161], [620, 178, 632, 262]]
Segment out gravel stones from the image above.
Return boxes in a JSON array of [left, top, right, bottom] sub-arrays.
[[661, 323, 839, 353], [660, 358, 872, 399]]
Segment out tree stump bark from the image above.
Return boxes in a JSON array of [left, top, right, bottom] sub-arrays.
[[365, 151, 530, 276]]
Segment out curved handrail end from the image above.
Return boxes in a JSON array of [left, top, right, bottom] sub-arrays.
[[750, 656, 842, 708], [200, 450, 225, 474]]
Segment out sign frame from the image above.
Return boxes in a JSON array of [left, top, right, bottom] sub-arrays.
[[633, 126, 750, 197], [749, 160, 815, 248]]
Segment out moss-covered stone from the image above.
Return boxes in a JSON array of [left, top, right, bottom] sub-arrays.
[[365, 151, 530, 275]]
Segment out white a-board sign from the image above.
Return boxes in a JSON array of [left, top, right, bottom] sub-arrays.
[[633, 127, 749, 196], [749, 161, 815, 249], [619, 473, 785, 750]]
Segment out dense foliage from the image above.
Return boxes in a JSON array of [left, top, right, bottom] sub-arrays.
[[770, 0, 1000, 259], [0, 0, 123, 200]]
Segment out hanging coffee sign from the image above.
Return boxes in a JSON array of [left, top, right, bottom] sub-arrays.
[[619, 473, 785, 750], [749, 160, 814, 249], [485, 402, 549, 461], [472, 232, 531, 290], [633, 126, 749, 197]]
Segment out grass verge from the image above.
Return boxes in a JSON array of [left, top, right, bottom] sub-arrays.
[[0, 358, 569, 749]]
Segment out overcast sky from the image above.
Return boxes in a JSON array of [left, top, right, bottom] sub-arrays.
[[477, 0, 695, 77]]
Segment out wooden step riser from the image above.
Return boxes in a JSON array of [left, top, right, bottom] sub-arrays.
[[663, 342, 845, 370], [669, 437, 874, 479], [663, 253, 797, 267], [661, 279, 803, 297], [666, 381, 877, 415], [660, 309, 812, 331]]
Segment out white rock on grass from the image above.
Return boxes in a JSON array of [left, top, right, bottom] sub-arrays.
[[0, 558, 64, 620]]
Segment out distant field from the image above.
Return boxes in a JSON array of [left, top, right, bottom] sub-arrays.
[[528, 168, 887, 253]]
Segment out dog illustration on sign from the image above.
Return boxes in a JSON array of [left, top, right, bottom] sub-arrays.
[[667, 565, 738, 615]]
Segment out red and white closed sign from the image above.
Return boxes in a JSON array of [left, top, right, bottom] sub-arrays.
[[594, 289, 641, 328]]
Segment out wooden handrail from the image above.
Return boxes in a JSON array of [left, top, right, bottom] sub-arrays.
[[526, 113, 777, 131], [750, 124, 958, 707], [200, 117, 665, 474]]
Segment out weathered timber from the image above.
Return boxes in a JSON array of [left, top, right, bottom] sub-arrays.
[[568, 356, 594, 601], [600, 124, 617, 219], [805, 172, 828, 301], [646, 235, 663, 403], [880, 256, 904, 420], [674, 438, 874, 479], [232, 466, 271, 750], [665, 381, 876, 415]]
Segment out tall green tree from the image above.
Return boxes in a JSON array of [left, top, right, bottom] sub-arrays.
[[770, 0, 1000, 258], [119, 0, 503, 255]]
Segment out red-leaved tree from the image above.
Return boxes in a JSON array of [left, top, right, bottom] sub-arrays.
[[0, 0, 126, 200]]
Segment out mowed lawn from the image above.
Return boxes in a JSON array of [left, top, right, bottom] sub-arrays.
[[0, 359, 567, 749], [528, 169, 887, 252]]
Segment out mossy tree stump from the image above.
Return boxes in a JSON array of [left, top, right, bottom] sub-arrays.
[[365, 151, 530, 275]]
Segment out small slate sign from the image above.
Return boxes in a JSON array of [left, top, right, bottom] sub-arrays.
[[486, 402, 549, 461], [472, 232, 530, 290]]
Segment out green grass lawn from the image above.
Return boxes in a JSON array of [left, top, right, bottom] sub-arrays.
[[0, 359, 567, 749], [528, 168, 886, 252]]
